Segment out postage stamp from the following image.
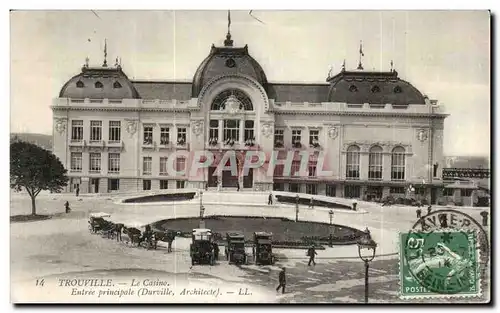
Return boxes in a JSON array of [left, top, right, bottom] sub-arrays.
[[400, 229, 481, 299]]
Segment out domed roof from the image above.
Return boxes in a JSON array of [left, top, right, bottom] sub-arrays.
[[59, 66, 140, 99], [326, 70, 425, 105], [192, 42, 268, 97]]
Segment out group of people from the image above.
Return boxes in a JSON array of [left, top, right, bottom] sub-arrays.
[[275, 245, 318, 294]]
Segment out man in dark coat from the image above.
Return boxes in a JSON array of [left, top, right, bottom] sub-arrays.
[[307, 245, 318, 266], [276, 267, 286, 294], [64, 201, 71, 213], [75, 185, 80, 197], [416, 208, 422, 219], [268, 193, 273, 205]]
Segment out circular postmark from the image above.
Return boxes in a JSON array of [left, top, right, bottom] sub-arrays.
[[403, 209, 489, 295]]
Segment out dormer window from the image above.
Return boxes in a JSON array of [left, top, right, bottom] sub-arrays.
[[349, 85, 358, 92], [371, 85, 381, 93], [95, 81, 103, 89], [394, 86, 402, 93], [113, 81, 122, 89], [76, 81, 84, 88]]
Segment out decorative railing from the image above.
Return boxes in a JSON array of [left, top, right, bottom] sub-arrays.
[[442, 168, 490, 179]]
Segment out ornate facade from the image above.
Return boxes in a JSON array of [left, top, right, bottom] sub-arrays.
[[52, 32, 448, 203]]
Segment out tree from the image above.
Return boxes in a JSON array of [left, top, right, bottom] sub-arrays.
[[10, 141, 68, 215]]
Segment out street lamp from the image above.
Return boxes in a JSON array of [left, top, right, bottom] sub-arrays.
[[357, 233, 378, 304], [295, 194, 300, 222], [328, 210, 334, 247], [329, 210, 334, 225], [199, 191, 205, 219]]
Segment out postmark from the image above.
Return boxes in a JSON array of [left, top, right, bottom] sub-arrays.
[[399, 209, 489, 299]]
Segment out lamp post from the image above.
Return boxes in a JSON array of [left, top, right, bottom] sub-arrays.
[[295, 194, 300, 222], [199, 191, 205, 220], [329, 210, 334, 225], [357, 233, 377, 304], [328, 210, 334, 247]]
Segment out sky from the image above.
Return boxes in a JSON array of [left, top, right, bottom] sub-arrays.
[[9, 10, 490, 156]]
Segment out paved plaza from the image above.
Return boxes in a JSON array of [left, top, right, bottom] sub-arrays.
[[10, 190, 490, 303]]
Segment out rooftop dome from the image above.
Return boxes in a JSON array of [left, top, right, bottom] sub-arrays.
[[59, 65, 140, 99], [326, 70, 426, 105], [192, 35, 268, 97]]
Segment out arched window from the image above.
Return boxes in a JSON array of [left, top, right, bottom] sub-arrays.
[[368, 145, 383, 180], [346, 145, 360, 180], [113, 81, 122, 88], [391, 146, 406, 180], [211, 89, 253, 111], [95, 81, 103, 89], [371, 85, 381, 93], [76, 80, 84, 88]]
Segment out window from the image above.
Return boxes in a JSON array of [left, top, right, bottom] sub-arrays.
[[70, 152, 82, 171], [288, 183, 299, 193], [391, 146, 406, 180], [113, 81, 122, 88], [368, 146, 383, 180], [71, 120, 83, 141], [108, 153, 120, 173], [159, 157, 168, 175], [309, 130, 319, 146], [349, 85, 358, 92], [273, 183, 284, 191], [394, 86, 402, 93], [273, 164, 284, 177], [244, 120, 254, 141], [89, 153, 101, 173], [109, 121, 121, 142], [461, 189, 473, 197], [176, 180, 185, 189], [443, 188, 454, 196], [291, 161, 301, 177], [143, 180, 151, 191], [326, 184, 336, 197], [209, 120, 219, 144], [223, 120, 239, 142], [143, 157, 152, 175], [308, 165, 317, 177], [346, 145, 360, 179], [160, 127, 170, 145], [274, 129, 284, 147], [211, 89, 253, 111], [95, 81, 103, 88], [371, 85, 381, 93], [344, 185, 361, 198], [292, 130, 301, 145], [306, 184, 317, 195], [143, 126, 153, 145], [177, 127, 187, 144], [175, 157, 186, 173], [108, 179, 120, 191], [390, 187, 405, 194], [76, 81, 84, 88], [90, 121, 102, 141], [160, 180, 169, 189]]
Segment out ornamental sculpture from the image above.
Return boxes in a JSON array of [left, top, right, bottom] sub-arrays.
[[54, 118, 67, 134], [192, 121, 203, 137], [261, 123, 273, 138], [417, 129, 428, 142], [125, 119, 138, 136], [327, 126, 338, 139], [224, 95, 242, 114]]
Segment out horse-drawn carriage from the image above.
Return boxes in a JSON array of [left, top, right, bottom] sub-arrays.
[[252, 232, 276, 265], [190, 228, 215, 266], [88, 212, 115, 238], [225, 232, 247, 265]]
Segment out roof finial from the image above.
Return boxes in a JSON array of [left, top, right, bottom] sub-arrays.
[[224, 10, 233, 47], [102, 39, 108, 67], [357, 40, 364, 70], [115, 57, 119, 67], [84, 56, 89, 68], [342, 59, 346, 72], [390, 59, 394, 72]]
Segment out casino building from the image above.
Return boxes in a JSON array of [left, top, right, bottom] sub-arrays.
[[52, 29, 448, 203]]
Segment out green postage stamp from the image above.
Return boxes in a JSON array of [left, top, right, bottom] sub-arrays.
[[399, 230, 481, 299]]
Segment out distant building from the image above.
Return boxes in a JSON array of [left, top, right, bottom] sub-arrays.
[[52, 29, 449, 204]]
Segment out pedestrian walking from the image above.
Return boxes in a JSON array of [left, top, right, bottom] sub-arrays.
[[309, 197, 314, 209], [352, 201, 358, 211], [237, 182, 240, 191], [276, 268, 286, 294], [75, 185, 80, 197], [268, 193, 273, 205], [416, 208, 422, 219], [64, 201, 71, 213], [307, 245, 317, 266]]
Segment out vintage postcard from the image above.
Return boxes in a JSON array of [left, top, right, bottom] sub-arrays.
[[10, 10, 491, 304]]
